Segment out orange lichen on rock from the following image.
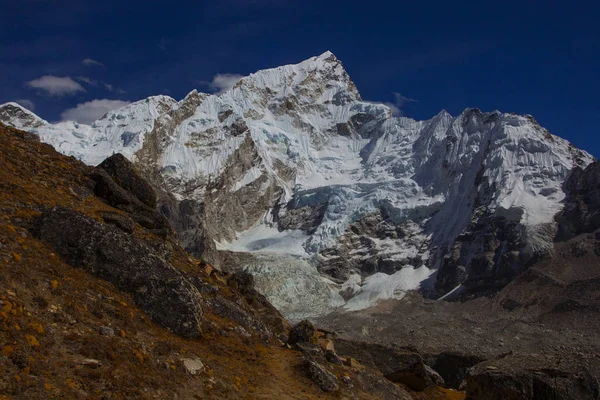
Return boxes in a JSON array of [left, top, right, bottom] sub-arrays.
[[25, 334, 40, 348], [2, 345, 14, 357]]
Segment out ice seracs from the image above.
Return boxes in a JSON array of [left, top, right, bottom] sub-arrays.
[[1, 51, 594, 317]]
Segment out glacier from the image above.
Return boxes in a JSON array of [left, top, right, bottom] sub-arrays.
[[1, 51, 594, 319]]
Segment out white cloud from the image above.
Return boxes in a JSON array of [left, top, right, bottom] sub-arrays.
[[76, 76, 97, 85], [392, 92, 417, 108], [26, 76, 86, 96], [82, 58, 104, 67], [60, 99, 131, 124], [15, 99, 35, 111], [104, 83, 114, 91], [382, 92, 417, 117], [205, 73, 245, 94], [383, 102, 402, 117]]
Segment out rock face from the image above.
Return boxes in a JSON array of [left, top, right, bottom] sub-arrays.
[[334, 339, 444, 391], [465, 354, 600, 400], [33, 206, 204, 338], [98, 153, 158, 208], [2, 52, 595, 316], [556, 161, 600, 240], [90, 167, 171, 237]]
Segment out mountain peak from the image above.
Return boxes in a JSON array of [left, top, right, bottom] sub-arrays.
[[315, 50, 339, 63], [0, 102, 47, 129]]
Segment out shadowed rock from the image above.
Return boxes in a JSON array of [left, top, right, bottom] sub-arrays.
[[556, 161, 600, 240], [431, 351, 486, 389], [288, 320, 317, 345], [33, 206, 203, 338], [303, 358, 339, 392], [335, 339, 444, 391], [90, 168, 170, 237], [466, 354, 600, 400], [98, 153, 157, 208]]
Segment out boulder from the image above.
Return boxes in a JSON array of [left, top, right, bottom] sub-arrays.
[[335, 339, 444, 391], [98, 153, 157, 208], [386, 362, 444, 391], [466, 354, 600, 400], [33, 206, 203, 337], [288, 320, 317, 345], [303, 358, 339, 392], [181, 358, 205, 375], [230, 270, 255, 294], [90, 168, 170, 237]]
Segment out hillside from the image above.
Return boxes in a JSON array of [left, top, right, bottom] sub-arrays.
[[0, 123, 440, 399]]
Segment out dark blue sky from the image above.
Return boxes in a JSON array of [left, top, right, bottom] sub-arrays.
[[2, 0, 599, 156]]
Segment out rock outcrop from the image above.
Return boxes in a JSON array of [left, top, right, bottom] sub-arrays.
[[334, 339, 444, 391], [98, 153, 158, 208], [465, 354, 599, 400], [33, 206, 204, 338], [556, 161, 600, 240]]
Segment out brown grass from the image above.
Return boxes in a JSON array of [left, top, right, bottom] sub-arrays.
[[0, 124, 415, 399]]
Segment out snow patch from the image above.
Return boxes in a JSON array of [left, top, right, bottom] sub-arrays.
[[344, 266, 435, 311]]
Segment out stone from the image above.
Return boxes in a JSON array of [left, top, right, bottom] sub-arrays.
[[181, 358, 205, 375], [318, 338, 335, 352], [230, 270, 255, 294], [89, 168, 170, 237], [324, 350, 343, 365], [101, 213, 135, 234], [79, 359, 102, 368], [97, 153, 157, 208], [466, 354, 600, 400], [98, 326, 115, 336], [386, 363, 444, 391], [288, 320, 317, 345], [304, 358, 339, 392], [33, 206, 203, 338], [343, 357, 362, 369], [335, 339, 444, 391]]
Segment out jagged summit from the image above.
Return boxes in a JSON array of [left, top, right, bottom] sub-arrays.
[[0, 53, 594, 319], [0, 101, 47, 129]]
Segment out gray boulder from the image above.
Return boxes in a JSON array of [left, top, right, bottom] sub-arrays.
[[33, 206, 203, 337]]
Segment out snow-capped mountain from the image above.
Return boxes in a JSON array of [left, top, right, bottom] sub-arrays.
[[1, 51, 594, 319]]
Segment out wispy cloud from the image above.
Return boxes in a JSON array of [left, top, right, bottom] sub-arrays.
[[82, 58, 104, 67], [15, 99, 35, 111], [104, 83, 114, 91], [60, 99, 131, 124], [201, 73, 245, 95], [384, 92, 417, 117], [76, 76, 97, 85], [25, 75, 85, 96]]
